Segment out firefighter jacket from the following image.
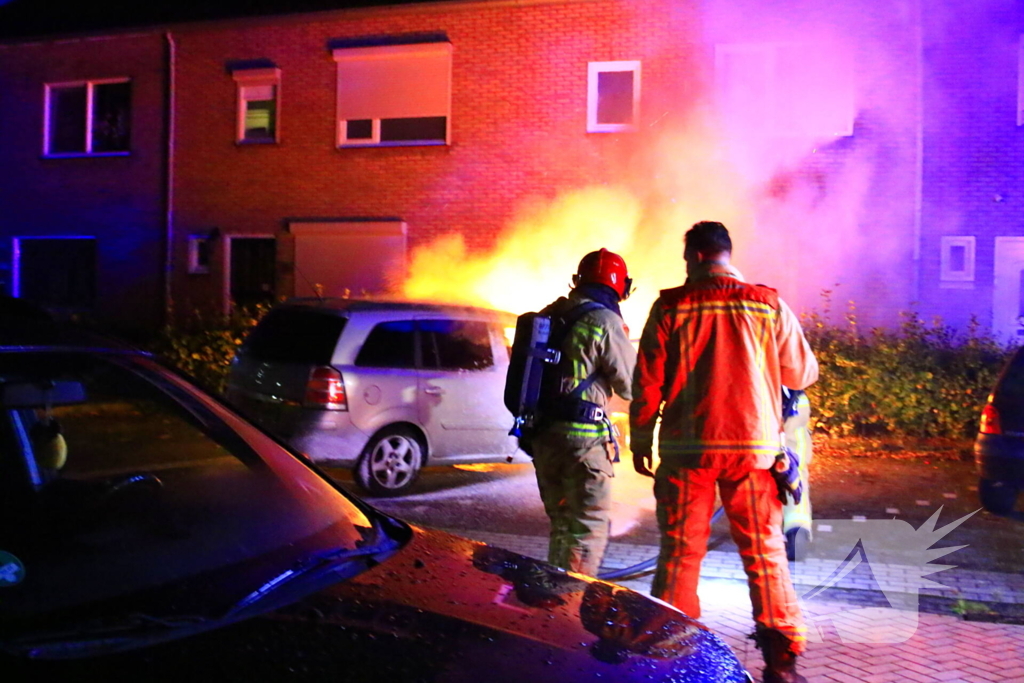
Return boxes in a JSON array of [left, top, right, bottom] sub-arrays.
[[630, 263, 818, 469], [539, 290, 635, 448]]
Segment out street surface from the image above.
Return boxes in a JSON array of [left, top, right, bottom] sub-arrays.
[[325, 448, 1024, 683], [326, 447, 1023, 574]]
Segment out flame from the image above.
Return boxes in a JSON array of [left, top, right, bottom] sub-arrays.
[[399, 117, 758, 334]]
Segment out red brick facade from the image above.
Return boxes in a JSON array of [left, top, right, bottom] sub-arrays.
[[169, 0, 703, 318]]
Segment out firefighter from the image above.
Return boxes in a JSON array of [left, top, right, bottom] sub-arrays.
[[531, 248, 636, 576], [631, 222, 818, 683], [782, 388, 814, 560]]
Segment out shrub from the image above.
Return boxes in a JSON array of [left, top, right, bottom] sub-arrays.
[[149, 303, 270, 396], [803, 291, 1013, 438]]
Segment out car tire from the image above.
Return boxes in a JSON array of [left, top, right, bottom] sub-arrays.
[[354, 427, 425, 497], [979, 478, 1020, 516]]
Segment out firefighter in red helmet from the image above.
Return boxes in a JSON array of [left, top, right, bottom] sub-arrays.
[[531, 248, 636, 576]]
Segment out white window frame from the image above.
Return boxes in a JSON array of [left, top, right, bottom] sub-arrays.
[[232, 68, 281, 143], [43, 78, 131, 157], [587, 61, 641, 133], [333, 42, 452, 148], [939, 235, 976, 286]]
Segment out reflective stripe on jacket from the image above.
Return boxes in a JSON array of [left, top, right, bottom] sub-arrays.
[[630, 263, 818, 469], [540, 291, 635, 446]]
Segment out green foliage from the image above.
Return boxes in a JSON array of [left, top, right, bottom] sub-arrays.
[[149, 303, 271, 396], [803, 291, 1014, 438]]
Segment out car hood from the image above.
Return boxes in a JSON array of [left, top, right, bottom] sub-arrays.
[[4, 527, 749, 682]]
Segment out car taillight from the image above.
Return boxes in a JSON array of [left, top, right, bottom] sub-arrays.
[[980, 400, 1001, 435], [305, 366, 347, 410]]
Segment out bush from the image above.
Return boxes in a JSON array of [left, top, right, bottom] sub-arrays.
[[149, 303, 270, 396], [803, 292, 1014, 439]]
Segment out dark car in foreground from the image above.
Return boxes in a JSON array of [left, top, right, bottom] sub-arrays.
[[975, 345, 1024, 517], [0, 334, 749, 681]]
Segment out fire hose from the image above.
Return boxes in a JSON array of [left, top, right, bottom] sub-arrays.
[[596, 506, 727, 581]]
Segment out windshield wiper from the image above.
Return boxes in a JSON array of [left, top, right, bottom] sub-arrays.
[[224, 531, 402, 619], [5, 613, 211, 659]]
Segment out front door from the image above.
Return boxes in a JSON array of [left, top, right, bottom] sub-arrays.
[[993, 236, 1024, 343], [229, 237, 276, 311]]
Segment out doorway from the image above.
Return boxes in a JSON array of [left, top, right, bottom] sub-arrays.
[[993, 236, 1024, 343], [226, 236, 276, 313]]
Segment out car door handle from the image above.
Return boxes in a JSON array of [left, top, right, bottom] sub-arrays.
[[423, 386, 444, 396]]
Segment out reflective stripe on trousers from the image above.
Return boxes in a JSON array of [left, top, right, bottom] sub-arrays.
[[651, 464, 806, 652]]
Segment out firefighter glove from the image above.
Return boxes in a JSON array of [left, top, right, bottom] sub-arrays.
[[771, 447, 803, 505]]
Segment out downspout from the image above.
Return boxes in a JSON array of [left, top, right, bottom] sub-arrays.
[[164, 31, 177, 324], [911, 0, 924, 309]]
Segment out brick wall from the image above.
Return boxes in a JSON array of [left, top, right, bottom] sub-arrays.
[[0, 32, 168, 336], [920, 0, 1024, 336], [168, 0, 703, 315]]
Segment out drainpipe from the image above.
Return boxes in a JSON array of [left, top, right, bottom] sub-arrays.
[[911, 0, 924, 310], [164, 31, 177, 325]]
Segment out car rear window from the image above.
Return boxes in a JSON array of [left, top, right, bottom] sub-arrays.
[[356, 320, 416, 368], [242, 308, 346, 364], [996, 346, 1024, 401]]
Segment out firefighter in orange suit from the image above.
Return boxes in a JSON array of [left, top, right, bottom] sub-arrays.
[[532, 249, 636, 576], [630, 221, 818, 683]]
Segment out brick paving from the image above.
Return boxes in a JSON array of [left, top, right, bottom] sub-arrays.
[[449, 529, 1024, 683]]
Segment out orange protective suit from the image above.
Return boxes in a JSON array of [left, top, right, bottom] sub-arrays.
[[630, 262, 818, 651]]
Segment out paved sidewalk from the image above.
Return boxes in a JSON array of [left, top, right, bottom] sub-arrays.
[[448, 529, 1024, 683]]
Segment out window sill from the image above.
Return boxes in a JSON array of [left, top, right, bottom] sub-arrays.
[[939, 280, 975, 289], [236, 139, 278, 146], [42, 151, 131, 159], [338, 140, 448, 149]]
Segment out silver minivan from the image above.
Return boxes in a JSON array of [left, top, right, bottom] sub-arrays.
[[226, 298, 521, 496]]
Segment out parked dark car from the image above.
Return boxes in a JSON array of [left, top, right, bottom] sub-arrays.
[[227, 298, 521, 497], [975, 345, 1024, 516], [0, 334, 750, 681]]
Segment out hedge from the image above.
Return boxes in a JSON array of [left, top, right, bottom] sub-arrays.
[[150, 293, 1016, 439], [802, 292, 1014, 438]]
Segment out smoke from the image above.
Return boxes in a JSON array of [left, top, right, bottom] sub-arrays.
[[398, 0, 996, 331]]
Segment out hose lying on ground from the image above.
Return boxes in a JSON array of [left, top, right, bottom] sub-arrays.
[[596, 506, 727, 582]]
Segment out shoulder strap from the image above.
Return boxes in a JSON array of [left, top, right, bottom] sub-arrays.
[[555, 301, 605, 400]]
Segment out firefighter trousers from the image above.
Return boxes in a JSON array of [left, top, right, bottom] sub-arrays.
[[651, 463, 806, 653], [532, 436, 614, 576]]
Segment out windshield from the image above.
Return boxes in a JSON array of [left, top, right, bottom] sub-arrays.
[[0, 351, 401, 644]]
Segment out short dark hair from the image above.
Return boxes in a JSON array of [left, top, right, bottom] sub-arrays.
[[684, 221, 732, 255]]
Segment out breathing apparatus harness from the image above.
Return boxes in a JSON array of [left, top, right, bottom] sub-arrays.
[[505, 299, 618, 458]]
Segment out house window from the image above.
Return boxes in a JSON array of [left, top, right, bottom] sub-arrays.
[[587, 61, 641, 133], [44, 79, 131, 156], [13, 237, 97, 309], [715, 43, 854, 138], [940, 236, 976, 286], [333, 42, 452, 147], [233, 68, 280, 143]]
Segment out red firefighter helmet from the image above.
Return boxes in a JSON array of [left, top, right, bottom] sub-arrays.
[[572, 248, 633, 300]]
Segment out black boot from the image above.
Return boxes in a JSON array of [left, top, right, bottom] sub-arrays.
[[752, 628, 807, 683]]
